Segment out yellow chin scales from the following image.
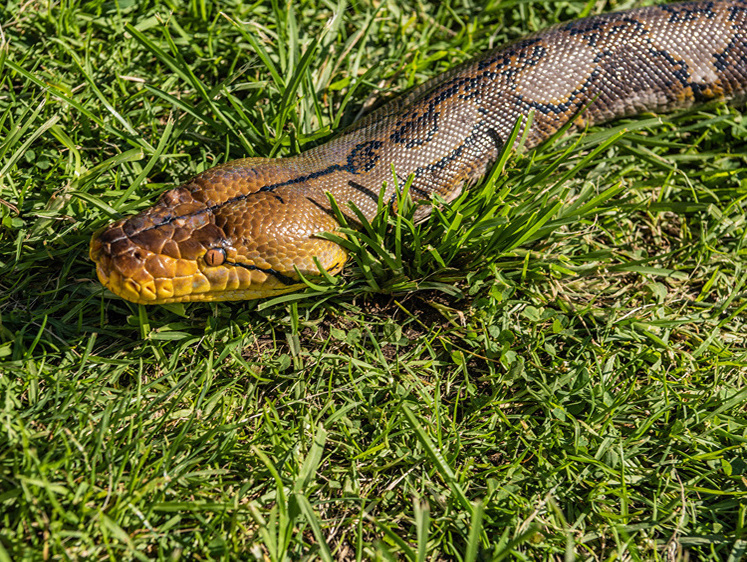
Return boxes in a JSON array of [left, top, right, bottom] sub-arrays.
[[92, 253, 305, 304]]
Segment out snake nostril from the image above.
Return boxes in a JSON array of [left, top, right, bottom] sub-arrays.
[[204, 248, 227, 267]]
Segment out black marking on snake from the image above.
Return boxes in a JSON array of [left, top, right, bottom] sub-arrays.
[[476, 38, 542, 74], [553, 13, 648, 49], [156, 189, 286, 226], [566, 18, 609, 46], [389, 68, 514, 148], [190, 144, 381, 215], [605, 16, 650, 38], [661, 1, 716, 21], [473, 43, 547, 85], [592, 49, 615, 64], [246, 140, 385, 196], [458, 76, 487, 101], [257, 164, 345, 192], [387, 36, 570, 150], [347, 180, 379, 202], [563, 15, 646, 47], [714, 39, 747, 71], [714, 49, 730, 71], [728, 2, 747, 21], [390, 105, 440, 148], [131, 207, 212, 236], [231, 261, 298, 286], [346, 140, 383, 173], [402, 182, 430, 197], [411, 127, 484, 181], [327, 259, 344, 272], [649, 48, 715, 102], [306, 196, 340, 219], [486, 128, 504, 152], [516, 67, 603, 116]]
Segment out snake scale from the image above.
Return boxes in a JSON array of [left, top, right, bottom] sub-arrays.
[[90, 0, 747, 304]]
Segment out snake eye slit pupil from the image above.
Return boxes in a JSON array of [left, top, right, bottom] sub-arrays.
[[205, 248, 227, 266]]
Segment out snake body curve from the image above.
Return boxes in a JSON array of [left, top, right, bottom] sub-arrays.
[[90, 1, 747, 304]]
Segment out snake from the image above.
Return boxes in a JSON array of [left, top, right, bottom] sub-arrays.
[[90, 0, 747, 304]]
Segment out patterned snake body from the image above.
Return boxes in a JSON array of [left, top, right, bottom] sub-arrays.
[[90, 1, 747, 304]]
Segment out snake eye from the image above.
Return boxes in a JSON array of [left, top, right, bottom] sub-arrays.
[[204, 248, 226, 266]]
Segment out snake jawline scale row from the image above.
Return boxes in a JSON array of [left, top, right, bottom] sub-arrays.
[[89, 1, 747, 304]]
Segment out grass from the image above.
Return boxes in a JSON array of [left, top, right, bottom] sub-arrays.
[[2, 0, 747, 559]]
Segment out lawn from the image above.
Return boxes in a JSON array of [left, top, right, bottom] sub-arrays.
[[2, 0, 747, 559]]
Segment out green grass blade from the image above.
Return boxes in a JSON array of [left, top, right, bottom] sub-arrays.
[[401, 406, 472, 515], [294, 494, 334, 562]]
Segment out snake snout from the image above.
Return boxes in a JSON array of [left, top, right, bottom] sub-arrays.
[[90, 217, 204, 303], [89, 194, 228, 303]]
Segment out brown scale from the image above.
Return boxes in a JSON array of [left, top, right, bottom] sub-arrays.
[[90, 0, 747, 304]]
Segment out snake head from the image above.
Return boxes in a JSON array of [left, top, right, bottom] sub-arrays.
[[89, 187, 240, 303], [90, 177, 348, 304]]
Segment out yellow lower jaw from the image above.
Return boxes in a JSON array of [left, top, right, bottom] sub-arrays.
[[96, 264, 307, 304]]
